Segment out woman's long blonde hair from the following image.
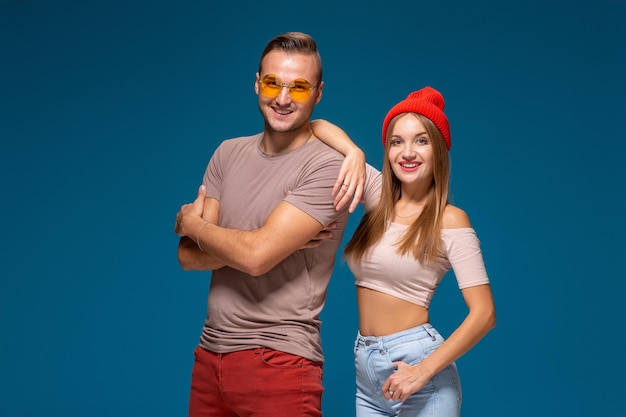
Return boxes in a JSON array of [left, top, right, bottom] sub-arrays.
[[344, 113, 450, 264]]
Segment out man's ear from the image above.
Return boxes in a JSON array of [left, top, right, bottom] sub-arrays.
[[314, 81, 324, 105], [254, 72, 260, 95]]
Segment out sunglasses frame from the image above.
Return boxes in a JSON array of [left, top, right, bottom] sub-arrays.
[[259, 74, 318, 102]]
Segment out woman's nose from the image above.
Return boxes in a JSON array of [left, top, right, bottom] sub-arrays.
[[402, 144, 417, 158]]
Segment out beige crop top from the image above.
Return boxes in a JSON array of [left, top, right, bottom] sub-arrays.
[[347, 222, 490, 308]]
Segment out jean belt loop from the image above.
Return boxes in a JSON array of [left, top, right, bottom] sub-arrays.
[[423, 325, 436, 341]]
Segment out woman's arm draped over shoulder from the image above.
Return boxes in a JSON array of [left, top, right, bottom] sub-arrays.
[[311, 119, 366, 213]]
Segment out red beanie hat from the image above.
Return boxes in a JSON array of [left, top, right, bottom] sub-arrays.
[[381, 86, 451, 150]]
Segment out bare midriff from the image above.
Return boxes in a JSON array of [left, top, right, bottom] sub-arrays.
[[357, 286, 429, 337]]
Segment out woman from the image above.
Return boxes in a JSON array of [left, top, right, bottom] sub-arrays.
[[312, 86, 496, 416]]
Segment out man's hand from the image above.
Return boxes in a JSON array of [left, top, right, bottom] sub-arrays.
[[300, 222, 336, 249], [175, 185, 207, 238]]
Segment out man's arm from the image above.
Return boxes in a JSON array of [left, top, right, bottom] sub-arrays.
[[177, 196, 226, 271], [176, 186, 328, 276]]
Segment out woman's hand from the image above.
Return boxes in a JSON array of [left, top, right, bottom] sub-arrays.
[[332, 147, 366, 213], [382, 361, 432, 402]]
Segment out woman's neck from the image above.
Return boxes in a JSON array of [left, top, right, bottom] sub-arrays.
[[393, 183, 430, 221]]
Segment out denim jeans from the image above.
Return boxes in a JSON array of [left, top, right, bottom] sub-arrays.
[[354, 324, 462, 417], [189, 346, 324, 417]]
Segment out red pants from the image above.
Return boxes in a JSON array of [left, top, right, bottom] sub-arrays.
[[189, 346, 324, 417]]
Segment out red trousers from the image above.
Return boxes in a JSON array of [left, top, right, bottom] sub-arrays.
[[189, 346, 324, 417]]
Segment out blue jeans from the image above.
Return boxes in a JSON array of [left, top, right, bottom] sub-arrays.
[[354, 324, 462, 417]]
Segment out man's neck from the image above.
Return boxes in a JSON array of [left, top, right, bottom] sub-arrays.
[[260, 126, 314, 155]]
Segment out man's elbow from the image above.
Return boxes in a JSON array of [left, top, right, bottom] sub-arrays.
[[178, 249, 196, 271], [241, 259, 274, 277], [177, 239, 201, 271], [238, 247, 281, 277]]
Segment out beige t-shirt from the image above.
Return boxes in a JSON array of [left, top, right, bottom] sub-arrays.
[[198, 133, 350, 363]]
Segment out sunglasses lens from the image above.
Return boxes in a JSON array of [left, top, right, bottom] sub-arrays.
[[289, 79, 313, 102], [260, 75, 281, 98]]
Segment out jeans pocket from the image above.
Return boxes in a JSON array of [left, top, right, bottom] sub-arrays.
[[387, 339, 426, 366], [258, 347, 305, 369]]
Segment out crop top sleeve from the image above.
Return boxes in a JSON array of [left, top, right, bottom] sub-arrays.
[[347, 223, 490, 308], [442, 228, 490, 289]]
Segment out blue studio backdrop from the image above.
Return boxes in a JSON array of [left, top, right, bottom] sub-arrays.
[[2, 1, 625, 416]]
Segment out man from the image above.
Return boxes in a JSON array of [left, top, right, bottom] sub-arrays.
[[175, 32, 362, 417]]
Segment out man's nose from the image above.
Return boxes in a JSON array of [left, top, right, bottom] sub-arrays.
[[275, 86, 292, 105]]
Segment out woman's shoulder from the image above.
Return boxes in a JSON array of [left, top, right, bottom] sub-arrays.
[[442, 204, 472, 229]]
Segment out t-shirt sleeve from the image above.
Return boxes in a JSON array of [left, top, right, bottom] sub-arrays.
[[202, 143, 225, 201], [443, 228, 490, 289], [363, 164, 382, 213], [284, 152, 347, 227]]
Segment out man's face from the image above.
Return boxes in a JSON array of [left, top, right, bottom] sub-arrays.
[[255, 50, 323, 135]]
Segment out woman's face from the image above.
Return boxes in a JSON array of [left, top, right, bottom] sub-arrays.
[[387, 114, 434, 187]]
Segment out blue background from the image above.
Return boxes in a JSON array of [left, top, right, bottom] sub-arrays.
[[2, 1, 625, 416]]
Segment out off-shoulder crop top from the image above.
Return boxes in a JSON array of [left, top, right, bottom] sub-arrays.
[[347, 222, 490, 309]]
